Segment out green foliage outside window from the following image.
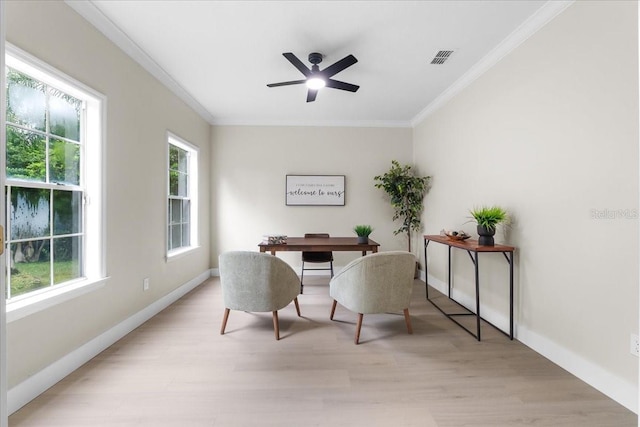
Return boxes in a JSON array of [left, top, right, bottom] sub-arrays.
[[5, 67, 83, 299]]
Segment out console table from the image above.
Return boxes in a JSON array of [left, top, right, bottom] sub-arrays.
[[259, 236, 379, 256], [423, 235, 515, 341]]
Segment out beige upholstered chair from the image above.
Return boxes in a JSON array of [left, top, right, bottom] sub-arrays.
[[329, 251, 416, 344], [219, 251, 301, 340]]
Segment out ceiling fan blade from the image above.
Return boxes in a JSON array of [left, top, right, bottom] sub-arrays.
[[283, 52, 312, 77], [321, 54, 358, 78], [267, 80, 306, 88], [326, 79, 360, 92], [306, 89, 318, 102]]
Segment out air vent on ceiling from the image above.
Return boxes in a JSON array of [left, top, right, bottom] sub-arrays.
[[431, 50, 454, 65]]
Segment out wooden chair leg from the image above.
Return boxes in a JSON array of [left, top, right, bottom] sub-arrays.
[[272, 311, 280, 340], [220, 308, 230, 335], [404, 308, 413, 334], [330, 300, 337, 320], [355, 313, 363, 345], [293, 297, 301, 317]]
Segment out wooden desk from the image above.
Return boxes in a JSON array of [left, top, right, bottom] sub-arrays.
[[259, 237, 379, 256], [423, 234, 515, 341]]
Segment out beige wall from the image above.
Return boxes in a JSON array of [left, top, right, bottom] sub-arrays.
[[5, 1, 211, 388], [414, 1, 638, 408], [211, 125, 414, 270]]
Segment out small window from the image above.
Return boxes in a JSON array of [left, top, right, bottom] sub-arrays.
[[167, 133, 198, 256]]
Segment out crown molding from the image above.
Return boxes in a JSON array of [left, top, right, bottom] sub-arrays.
[[411, 0, 574, 127], [210, 118, 412, 128], [65, 0, 217, 125]]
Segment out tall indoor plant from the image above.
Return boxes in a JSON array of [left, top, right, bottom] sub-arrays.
[[374, 160, 431, 252]]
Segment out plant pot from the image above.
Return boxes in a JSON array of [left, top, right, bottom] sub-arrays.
[[357, 236, 369, 244], [477, 225, 496, 246]]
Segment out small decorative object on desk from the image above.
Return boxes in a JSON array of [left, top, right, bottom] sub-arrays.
[[441, 229, 471, 241], [263, 235, 287, 244], [353, 225, 373, 244], [468, 205, 508, 246]]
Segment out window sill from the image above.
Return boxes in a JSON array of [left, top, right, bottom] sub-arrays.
[[6, 277, 110, 323], [166, 245, 200, 262]]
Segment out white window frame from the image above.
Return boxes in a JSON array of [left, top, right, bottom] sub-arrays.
[[5, 44, 107, 322], [166, 132, 198, 260]]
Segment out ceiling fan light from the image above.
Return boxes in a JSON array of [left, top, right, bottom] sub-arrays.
[[306, 77, 326, 90]]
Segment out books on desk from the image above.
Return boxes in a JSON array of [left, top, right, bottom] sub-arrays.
[[263, 235, 287, 244]]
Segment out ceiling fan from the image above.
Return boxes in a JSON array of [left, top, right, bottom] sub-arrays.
[[267, 52, 360, 102]]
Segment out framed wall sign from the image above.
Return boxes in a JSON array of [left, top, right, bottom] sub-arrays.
[[286, 175, 346, 206]]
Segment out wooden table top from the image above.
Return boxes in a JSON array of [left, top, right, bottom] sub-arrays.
[[424, 234, 515, 252], [259, 237, 380, 252]]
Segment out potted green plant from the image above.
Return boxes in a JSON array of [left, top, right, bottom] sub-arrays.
[[374, 160, 431, 253], [353, 225, 373, 244], [469, 205, 508, 246]]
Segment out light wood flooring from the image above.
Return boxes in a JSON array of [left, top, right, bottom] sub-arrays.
[[9, 277, 637, 426]]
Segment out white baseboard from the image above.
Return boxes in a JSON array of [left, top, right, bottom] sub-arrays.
[[8, 269, 212, 415], [421, 269, 638, 413], [517, 325, 638, 413]]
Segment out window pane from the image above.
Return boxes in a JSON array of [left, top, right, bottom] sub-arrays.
[[181, 200, 190, 246], [169, 171, 178, 196], [178, 149, 188, 173], [182, 199, 190, 225], [10, 239, 51, 297], [50, 138, 80, 185], [6, 125, 46, 182], [53, 236, 81, 284], [181, 223, 190, 247], [10, 187, 50, 239], [53, 190, 82, 235], [169, 145, 188, 197], [171, 224, 182, 250], [6, 68, 46, 131], [169, 145, 179, 170], [49, 89, 81, 141], [177, 172, 188, 197], [170, 199, 182, 224]]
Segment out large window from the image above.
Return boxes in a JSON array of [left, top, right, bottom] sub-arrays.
[[5, 46, 104, 303], [167, 133, 198, 256]]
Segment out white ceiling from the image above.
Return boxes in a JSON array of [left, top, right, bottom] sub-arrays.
[[68, 1, 571, 127]]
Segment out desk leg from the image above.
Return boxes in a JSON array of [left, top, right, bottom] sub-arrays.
[[509, 251, 514, 340], [364, 246, 378, 256], [270, 250, 276, 256], [474, 252, 481, 341], [424, 239, 430, 298], [447, 246, 452, 298]]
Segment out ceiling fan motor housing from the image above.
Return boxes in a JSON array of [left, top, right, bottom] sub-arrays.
[[308, 52, 323, 65]]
